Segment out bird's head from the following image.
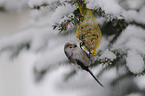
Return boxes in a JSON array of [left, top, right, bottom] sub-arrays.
[[64, 42, 78, 50]]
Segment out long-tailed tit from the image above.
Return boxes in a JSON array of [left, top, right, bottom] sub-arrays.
[[64, 42, 104, 87]]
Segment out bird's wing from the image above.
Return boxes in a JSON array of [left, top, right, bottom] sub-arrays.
[[75, 59, 89, 71], [64, 51, 77, 64], [80, 50, 91, 67], [73, 47, 91, 66], [82, 49, 90, 59]]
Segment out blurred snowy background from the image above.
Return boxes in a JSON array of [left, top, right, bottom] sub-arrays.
[[0, 0, 145, 96]]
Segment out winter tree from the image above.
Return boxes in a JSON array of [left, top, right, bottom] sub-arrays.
[[0, 0, 145, 96]]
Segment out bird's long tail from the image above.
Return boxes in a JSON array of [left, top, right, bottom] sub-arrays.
[[87, 69, 104, 87]]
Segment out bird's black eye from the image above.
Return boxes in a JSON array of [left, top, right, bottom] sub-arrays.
[[69, 46, 72, 48]]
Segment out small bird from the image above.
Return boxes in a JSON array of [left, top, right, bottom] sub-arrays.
[[64, 42, 104, 87]]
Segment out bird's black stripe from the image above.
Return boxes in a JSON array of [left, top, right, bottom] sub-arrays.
[[76, 59, 89, 71]]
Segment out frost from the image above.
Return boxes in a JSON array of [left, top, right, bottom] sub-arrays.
[[99, 49, 116, 61], [126, 51, 144, 74]]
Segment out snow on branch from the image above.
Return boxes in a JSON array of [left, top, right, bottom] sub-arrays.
[[86, 0, 124, 17], [126, 50, 144, 74], [50, 3, 77, 25], [0, 0, 145, 86], [0, 26, 58, 55], [123, 6, 145, 25], [113, 25, 145, 55]]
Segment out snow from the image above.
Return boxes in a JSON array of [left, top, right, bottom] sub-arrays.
[[0, 0, 145, 96], [113, 25, 145, 55], [34, 32, 78, 73], [134, 75, 145, 90], [123, 6, 145, 24], [28, 0, 58, 8], [28, 0, 73, 8], [126, 93, 143, 96], [96, 17, 106, 26], [29, 0, 77, 20], [126, 0, 145, 10], [85, 0, 145, 24], [86, 0, 124, 16], [0, 49, 108, 96], [30, 7, 52, 20], [99, 49, 116, 61], [0, 26, 58, 52], [0, 0, 28, 11], [126, 50, 144, 74], [50, 3, 77, 25], [96, 36, 110, 51], [34, 44, 67, 72], [125, 37, 145, 55], [30, 27, 56, 51], [0, 50, 89, 96], [59, 13, 74, 24]]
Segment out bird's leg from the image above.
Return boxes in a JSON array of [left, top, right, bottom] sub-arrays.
[[88, 51, 94, 63], [88, 50, 92, 58], [80, 42, 85, 49]]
